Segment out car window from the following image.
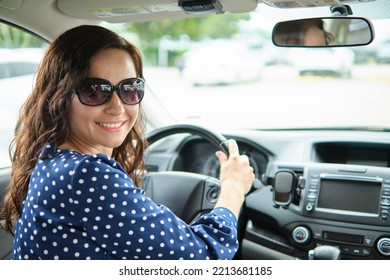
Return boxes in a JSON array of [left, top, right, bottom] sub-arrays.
[[0, 22, 47, 167], [0, 62, 39, 79]]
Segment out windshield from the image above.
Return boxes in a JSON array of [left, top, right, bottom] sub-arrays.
[[108, 4, 390, 131]]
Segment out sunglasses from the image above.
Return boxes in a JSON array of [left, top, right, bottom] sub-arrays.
[[74, 77, 145, 106]]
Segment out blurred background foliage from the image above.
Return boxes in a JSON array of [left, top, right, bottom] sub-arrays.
[[121, 13, 251, 66], [0, 24, 46, 48], [1, 12, 250, 67]]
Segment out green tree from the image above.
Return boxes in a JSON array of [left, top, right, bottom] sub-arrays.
[[127, 13, 250, 43], [123, 13, 250, 66], [0, 24, 45, 48]]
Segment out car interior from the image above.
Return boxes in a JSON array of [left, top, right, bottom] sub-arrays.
[[0, 0, 390, 260]]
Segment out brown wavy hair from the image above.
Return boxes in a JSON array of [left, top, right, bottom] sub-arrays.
[[0, 25, 148, 233]]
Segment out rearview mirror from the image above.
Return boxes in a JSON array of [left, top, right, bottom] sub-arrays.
[[272, 17, 374, 47]]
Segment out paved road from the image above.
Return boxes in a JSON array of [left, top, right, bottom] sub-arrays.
[[144, 64, 390, 130]]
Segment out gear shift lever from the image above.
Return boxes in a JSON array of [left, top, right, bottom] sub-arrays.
[[308, 245, 341, 260]]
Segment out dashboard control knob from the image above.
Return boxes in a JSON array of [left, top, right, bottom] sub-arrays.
[[381, 209, 388, 220], [377, 237, 390, 256], [306, 202, 313, 212], [292, 226, 311, 244]]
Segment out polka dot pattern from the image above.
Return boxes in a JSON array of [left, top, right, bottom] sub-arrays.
[[12, 144, 239, 260]]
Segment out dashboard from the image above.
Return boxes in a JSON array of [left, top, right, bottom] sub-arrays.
[[179, 138, 269, 180], [144, 129, 390, 260]]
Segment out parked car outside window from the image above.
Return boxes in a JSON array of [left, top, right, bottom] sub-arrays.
[[0, 47, 45, 166]]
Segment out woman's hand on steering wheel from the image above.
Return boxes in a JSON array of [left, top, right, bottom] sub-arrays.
[[215, 139, 255, 218]]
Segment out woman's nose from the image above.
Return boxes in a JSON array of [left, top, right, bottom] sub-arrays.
[[105, 91, 125, 114]]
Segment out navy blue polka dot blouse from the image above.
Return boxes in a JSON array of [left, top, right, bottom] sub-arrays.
[[12, 144, 239, 260]]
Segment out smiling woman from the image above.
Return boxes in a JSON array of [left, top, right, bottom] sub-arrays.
[[0, 24, 254, 260]]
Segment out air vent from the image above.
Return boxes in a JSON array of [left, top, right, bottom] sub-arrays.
[[277, 166, 304, 177]]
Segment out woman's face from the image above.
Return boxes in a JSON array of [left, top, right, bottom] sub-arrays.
[[304, 25, 327, 46], [67, 48, 139, 156]]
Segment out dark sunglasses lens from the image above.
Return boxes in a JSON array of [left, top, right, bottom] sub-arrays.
[[119, 79, 145, 105], [77, 82, 112, 105]]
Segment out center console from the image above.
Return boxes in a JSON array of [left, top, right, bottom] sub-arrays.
[[287, 164, 390, 258], [304, 165, 390, 224]]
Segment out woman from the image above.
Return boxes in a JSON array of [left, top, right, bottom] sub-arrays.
[[0, 25, 254, 259]]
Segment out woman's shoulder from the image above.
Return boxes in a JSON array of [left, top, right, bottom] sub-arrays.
[[34, 144, 132, 188], [38, 144, 123, 171]]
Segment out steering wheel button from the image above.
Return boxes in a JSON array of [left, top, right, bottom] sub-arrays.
[[207, 186, 220, 204]]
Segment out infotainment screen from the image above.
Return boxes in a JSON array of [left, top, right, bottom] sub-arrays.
[[317, 178, 381, 214]]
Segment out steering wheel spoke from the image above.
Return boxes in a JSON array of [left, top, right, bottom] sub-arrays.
[[141, 171, 220, 223]]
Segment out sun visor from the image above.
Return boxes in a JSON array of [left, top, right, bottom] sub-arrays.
[[57, 0, 258, 23]]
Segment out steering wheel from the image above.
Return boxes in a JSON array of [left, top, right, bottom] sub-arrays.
[[142, 124, 230, 223]]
